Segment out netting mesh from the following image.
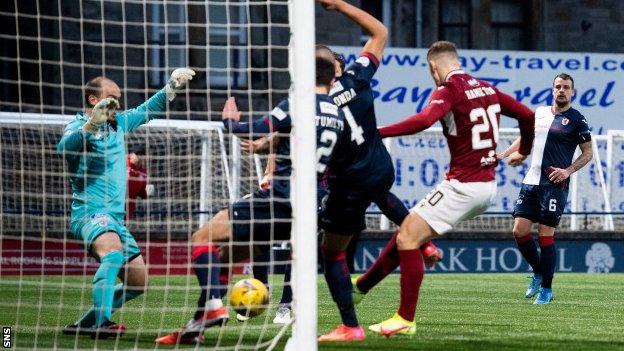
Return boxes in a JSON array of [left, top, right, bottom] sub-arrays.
[[1, 0, 293, 349], [1, 121, 234, 238]]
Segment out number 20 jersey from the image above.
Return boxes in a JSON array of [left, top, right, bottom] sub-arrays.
[[432, 70, 533, 182]]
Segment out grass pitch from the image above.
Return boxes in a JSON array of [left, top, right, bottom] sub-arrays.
[[1, 273, 623, 350]]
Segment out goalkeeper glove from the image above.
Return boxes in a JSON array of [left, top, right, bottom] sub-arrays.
[[84, 97, 118, 133], [165, 68, 196, 101]]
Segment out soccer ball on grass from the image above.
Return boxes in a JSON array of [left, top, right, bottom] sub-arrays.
[[229, 278, 270, 318]]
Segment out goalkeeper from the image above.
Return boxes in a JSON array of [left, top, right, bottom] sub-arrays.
[[57, 69, 194, 338]]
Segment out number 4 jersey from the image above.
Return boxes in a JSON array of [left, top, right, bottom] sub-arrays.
[[328, 52, 394, 188], [379, 70, 535, 183]]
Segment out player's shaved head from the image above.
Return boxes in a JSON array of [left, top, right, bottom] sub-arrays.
[[316, 56, 335, 87], [84, 76, 120, 108], [427, 41, 459, 61]]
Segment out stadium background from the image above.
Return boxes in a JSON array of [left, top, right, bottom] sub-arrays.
[[2, 0, 624, 277]]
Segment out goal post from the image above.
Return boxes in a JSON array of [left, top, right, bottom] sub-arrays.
[[288, 0, 318, 349]]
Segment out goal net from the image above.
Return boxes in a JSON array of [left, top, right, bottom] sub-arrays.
[[1, 0, 312, 349]]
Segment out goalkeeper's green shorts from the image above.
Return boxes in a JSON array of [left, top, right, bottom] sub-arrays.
[[70, 213, 141, 262]]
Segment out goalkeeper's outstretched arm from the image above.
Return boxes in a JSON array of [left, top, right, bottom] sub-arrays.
[[117, 68, 195, 133]]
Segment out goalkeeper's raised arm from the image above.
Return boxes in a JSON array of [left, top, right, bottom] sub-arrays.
[[57, 69, 194, 154], [54, 68, 193, 338], [115, 68, 195, 133]]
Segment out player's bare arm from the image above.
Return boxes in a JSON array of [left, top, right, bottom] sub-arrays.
[[260, 154, 276, 190], [239, 132, 278, 189], [222, 96, 242, 122], [240, 132, 279, 154], [548, 141, 593, 183], [498, 137, 520, 160], [497, 138, 527, 167], [319, 0, 387, 60]]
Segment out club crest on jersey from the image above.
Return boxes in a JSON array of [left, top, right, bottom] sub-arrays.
[[91, 213, 110, 227], [271, 106, 288, 121], [561, 118, 569, 125]]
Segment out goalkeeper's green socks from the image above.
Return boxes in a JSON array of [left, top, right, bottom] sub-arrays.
[[92, 250, 125, 327], [74, 283, 143, 328]]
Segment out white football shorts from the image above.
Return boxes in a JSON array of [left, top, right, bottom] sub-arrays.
[[412, 179, 497, 235]]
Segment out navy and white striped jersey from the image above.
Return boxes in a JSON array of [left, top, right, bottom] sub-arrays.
[[523, 106, 591, 186]]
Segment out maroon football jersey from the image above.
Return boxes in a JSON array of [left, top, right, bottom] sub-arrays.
[[379, 70, 534, 182], [126, 158, 147, 220], [437, 71, 502, 181]]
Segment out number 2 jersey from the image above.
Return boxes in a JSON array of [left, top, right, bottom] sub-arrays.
[[328, 52, 394, 189], [379, 70, 535, 183], [223, 94, 345, 203]]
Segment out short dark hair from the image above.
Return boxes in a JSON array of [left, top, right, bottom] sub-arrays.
[[333, 52, 345, 73], [553, 73, 574, 88], [315, 44, 344, 73], [316, 56, 335, 87], [84, 76, 105, 107], [427, 40, 459, 60]]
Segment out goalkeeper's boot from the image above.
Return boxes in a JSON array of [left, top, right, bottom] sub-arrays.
[[273, 304, 292, 324], [533, 288, 554, 305], [368, 313, 415, 338], [421, 241, 442, 268], [318, 324, 366, 342], [525, 274, 543, 298], [89, 321, 127, 340], [62, 324, 92, 336], [351, 276, 366, 305]]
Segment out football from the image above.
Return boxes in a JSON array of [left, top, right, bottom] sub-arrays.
[[229, 278, 270, 317]]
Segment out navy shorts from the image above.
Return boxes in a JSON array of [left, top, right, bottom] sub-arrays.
[[513, 184, 568, 227], [230, 189, 292, 243], [320, 175, 394, 235]]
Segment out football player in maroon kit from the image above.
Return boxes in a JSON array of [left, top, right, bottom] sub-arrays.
[[367, 41, 535, 336], [125, 147, 152, 221]]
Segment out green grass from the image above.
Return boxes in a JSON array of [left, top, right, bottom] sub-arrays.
[[1, 274, 624, 350]]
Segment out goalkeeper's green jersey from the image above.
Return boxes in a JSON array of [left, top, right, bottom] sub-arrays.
[[56, 89, 167, 222]]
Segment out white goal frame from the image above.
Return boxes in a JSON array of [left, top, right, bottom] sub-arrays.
[[0, 111, 241, 229]]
